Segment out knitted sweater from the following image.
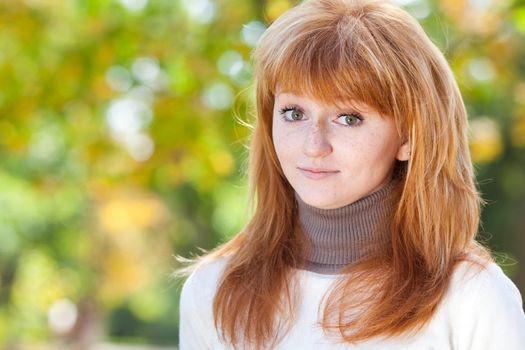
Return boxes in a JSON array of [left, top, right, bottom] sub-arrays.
[[179, 255, 525, 349]]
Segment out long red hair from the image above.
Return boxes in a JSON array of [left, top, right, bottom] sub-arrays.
[[175, 0, 493, 349]]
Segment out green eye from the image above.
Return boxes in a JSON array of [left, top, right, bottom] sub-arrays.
[[337, 113, 363, 126], [291, 110, 303, 120], [279, 106, 305, 121], [345, 115, 359, 125]]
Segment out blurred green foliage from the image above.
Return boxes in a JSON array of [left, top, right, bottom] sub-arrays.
[[0, 0, 524, 348]]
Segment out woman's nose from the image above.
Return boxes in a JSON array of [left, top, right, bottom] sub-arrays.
[[302, 122, 333, 158]]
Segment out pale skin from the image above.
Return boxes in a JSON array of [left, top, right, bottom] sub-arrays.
[[272, 89, 410, 209]]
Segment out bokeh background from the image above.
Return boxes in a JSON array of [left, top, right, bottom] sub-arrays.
[[0, 0, 524, 348]]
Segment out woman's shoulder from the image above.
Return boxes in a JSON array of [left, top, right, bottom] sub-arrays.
[[180, 255, 231, 301], [449, 254, 522, 304], [178, 256, 231, 348], [444, 254, 525, 348]]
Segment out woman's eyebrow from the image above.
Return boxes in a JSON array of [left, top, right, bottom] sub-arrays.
[[334, 101, 376, 114]]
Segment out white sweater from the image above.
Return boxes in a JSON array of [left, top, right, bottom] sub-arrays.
[[179, 256, 525, 349]]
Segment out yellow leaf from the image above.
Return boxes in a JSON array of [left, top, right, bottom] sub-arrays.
[[469, 117, 503, 164]]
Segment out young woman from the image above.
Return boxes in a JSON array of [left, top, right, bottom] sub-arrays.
[[177, 0, 525, 349]]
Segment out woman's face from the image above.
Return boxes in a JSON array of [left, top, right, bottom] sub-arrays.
[[272, 89, 409, 209]]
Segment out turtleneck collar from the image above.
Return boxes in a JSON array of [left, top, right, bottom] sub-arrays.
[[294, 177, 399, 275]]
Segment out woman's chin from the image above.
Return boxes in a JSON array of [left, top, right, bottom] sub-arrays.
[[296, 193, 343, 210]]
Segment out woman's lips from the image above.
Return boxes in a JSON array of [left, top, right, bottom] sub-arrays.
[[298, 167, 340, 180]]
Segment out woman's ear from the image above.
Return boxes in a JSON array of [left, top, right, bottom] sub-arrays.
[[395, 140, 411, 161]]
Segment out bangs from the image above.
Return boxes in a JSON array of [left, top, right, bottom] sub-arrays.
[[254, 8, 406, 119]]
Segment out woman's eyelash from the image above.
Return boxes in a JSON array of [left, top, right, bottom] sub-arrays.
[[279, 105, 304, 116], [342, 112, 363, 120]]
